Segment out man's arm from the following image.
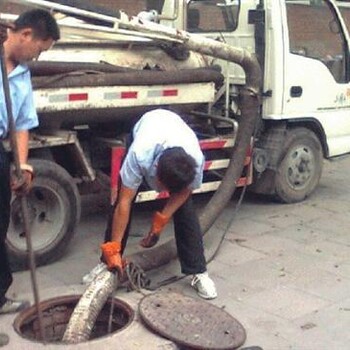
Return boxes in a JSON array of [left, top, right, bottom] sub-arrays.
[[161, 187, 192, 218], [11, 130, 33, 194], [101, 184, 137, 272], [16, 130, 29, 164], [111, 184, 138, 242]]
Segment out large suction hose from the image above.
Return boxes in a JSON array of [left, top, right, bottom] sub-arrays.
[[62, 268, 117, 343]]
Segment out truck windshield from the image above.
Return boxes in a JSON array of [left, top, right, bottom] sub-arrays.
[[286, 0, 347, 83], [187, 0, 240, 32]]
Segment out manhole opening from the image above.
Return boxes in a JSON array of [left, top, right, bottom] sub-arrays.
[[13, 295, 134, 343]]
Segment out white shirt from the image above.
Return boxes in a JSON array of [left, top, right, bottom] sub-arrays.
[[120, 109, 204, 192]]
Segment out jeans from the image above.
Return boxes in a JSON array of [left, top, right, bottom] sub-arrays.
[[0, 143, 12, 305], [104, 192, 207, 275], [172, 195, 207, 275]]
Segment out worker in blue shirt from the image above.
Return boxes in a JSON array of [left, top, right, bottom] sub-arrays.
[[84, 109, 217, 299], [0, 9, 60, 315]]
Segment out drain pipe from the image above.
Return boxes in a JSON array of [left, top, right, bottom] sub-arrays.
[[62, 268, 118, 344]]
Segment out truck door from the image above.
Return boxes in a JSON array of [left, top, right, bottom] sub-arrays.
[[278, 0, 350, 157]]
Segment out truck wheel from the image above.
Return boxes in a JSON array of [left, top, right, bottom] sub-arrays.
[[275, 128, 323, 203], [7, 159, 81, 271]]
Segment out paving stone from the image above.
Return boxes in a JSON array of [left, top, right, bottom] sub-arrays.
[[284, 270, 350, 302], [263, 252, 346, 280], [291, 298, 350, 349], [225, 217, 275, 238], [246, 212, 303, 230], [243, 285, 331, 320], [209, 258, 290, 293], [332, 260, 350, 278], [268, 224, 329, 245], [234, 233, 306, 257], [304, 213, 350, 237], [210, 295, 303, 350], [214, 239, 267, 266], [301, 239, 350, 261]]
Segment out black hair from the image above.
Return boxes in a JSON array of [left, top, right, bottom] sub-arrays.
[[14, 9, 60, 41], [157, 147, 197, 193]]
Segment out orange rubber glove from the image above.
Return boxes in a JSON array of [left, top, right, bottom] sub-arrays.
[[140, 211, 170, 248], [101, 241, 123, 273]]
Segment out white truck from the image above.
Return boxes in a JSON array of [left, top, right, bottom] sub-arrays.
[[3, 0, 350, 270]]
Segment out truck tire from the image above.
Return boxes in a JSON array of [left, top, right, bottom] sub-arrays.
[[275, 128, 323, 203], [7, 159, 81, 271]]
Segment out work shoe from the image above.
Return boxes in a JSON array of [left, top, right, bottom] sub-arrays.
[[191, 272, 217, 300], [82, 262, 107, 284], [0, 298, 30, 314]]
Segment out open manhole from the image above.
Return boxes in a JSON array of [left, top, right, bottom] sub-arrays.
[[13, 295, 134, 343]]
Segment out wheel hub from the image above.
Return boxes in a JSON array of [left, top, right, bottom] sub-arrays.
[[287, 146, 314, 189], [8, 185, 65, 251], [10, 196, 36, 231]]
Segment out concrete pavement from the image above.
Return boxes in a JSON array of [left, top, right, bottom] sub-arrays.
[[1, 155, 350, 349]]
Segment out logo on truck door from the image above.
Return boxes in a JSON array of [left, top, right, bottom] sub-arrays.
[[334, 89, 350, 106]]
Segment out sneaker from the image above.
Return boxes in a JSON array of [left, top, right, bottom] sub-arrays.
[[0, 298, 30, 314], [191, 272, 217, 300], [82, 262, 107, 284]]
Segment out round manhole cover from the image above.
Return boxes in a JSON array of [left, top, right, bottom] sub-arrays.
[[139, 292, 246, 349]]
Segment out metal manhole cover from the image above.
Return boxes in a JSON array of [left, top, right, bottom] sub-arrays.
[[139, 292, 246, 349]]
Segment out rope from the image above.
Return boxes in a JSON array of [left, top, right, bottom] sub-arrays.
[[124, 262, 151, 295]]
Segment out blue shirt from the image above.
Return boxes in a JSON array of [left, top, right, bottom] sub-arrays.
[[0, 61, 38, 138], [120, 109, 204, 192]]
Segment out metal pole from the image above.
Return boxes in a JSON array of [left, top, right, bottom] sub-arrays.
[[7, 0, 119, 24], [0, 36, 46, 342]]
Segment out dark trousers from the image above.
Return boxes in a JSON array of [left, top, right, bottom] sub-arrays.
[[172, 195, 207, 275], [104, 192, 207, 275], [0, 143, 12, 305]]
